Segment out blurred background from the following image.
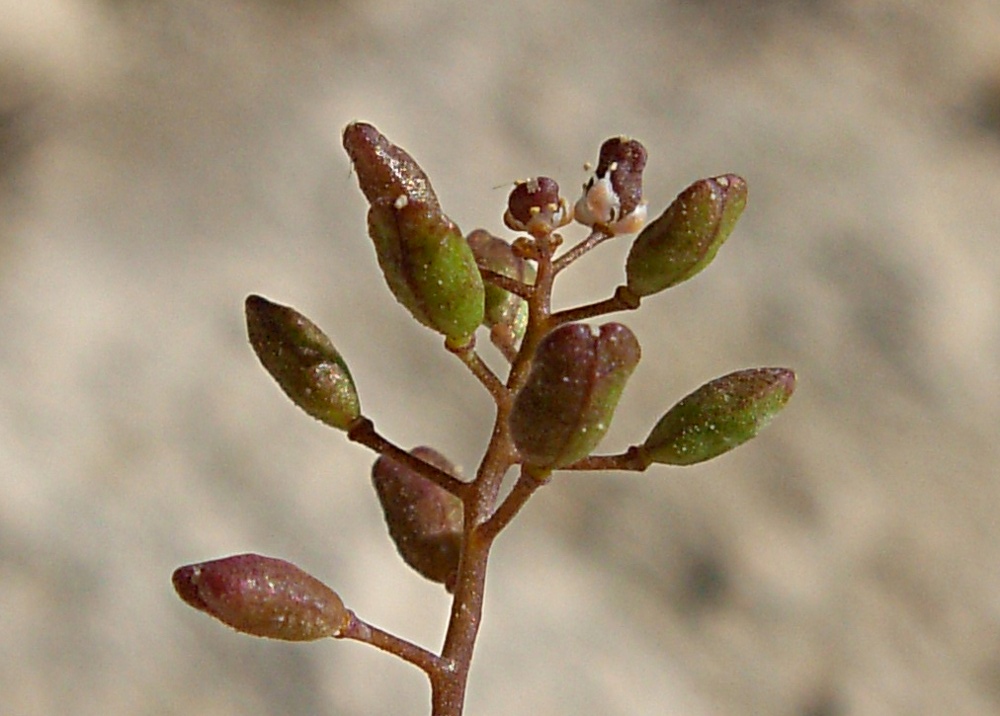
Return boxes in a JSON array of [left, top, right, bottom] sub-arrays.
[[2, 1, 1000, 714]]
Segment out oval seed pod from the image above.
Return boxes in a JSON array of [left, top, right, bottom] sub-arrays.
[[641, 367, 796, 466], [510, 323, 641, 469], [626, 174, 747, 297], [172, 554, 349, 641], [371, 446, 464, 592], [344, 122, 485, 346], [245, 295, 360, 430], [466, 229, 533, 346], [366, 199, 484, 345]]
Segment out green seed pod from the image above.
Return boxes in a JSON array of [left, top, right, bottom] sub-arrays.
[[625, 174, 747, 297], [510, 323, 641, 469], [245, 295, 360, 430], [641, 367, 796, 466], [366, 199, 484, 345], [371, 446, 464, 592], [172, 554, 349, 641], [343, 122, 485, 346], [466, 229, 533, 345]]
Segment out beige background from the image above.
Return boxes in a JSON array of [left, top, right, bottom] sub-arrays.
[[2, 1, 1000, 714]]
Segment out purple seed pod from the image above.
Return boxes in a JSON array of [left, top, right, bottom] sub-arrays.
[[510, 323, 641, 469], [372, 446, 464, 592], [172, 554, 349, 641], [466, 229, 533, 346]]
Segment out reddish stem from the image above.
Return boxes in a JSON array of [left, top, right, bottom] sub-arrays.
[[552, 228, 612, 274], [549, 284, 643, 326], [339, 610, 444, 675], [347, 418, 470, 499]]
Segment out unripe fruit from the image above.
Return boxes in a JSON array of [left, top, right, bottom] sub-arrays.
[[344, 122, 485, 346], [172, 554, 349, 641], [466, 229, 533, 346], [626, 174, 747, 297], [245, 295, 360, 430], [372, 446, 464, 592], [641, 367, 795, 466], [510, 323, 641, 469]]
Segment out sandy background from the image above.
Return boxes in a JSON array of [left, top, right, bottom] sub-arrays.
[[2, 1, 1000, 714]]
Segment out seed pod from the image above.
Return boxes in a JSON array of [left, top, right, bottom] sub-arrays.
[[371, 446, 464, 592], [641, 367, 796, 466], [510, 323, 641, 469], [343, 122, 485, 346], [245, 294, 360, 430], [626, 174, 747, 297], [172, 554, 349, 641], [466, 229, 533, 346], [575, 136, 648, 235]]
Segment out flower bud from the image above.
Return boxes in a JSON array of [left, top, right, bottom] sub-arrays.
[[510, 323, 641, 469], [172, 554, 349, 641], [466, 229, 533, 346], [575, 136, 648, 235], [641, 367, 795, 466], [343, 122, 484, 346], [245, 295, 360, 430], [503, 177, 571, 238], [626, 174, 747, 297], [371, 447, 464, 592]]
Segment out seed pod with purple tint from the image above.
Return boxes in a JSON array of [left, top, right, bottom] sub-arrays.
[[466, 229, 534, 347], [372, 446, 464, 592], [245, 294, 360, 431], [574, 136, 648, 235], [626, 174, 747, 297], [510, 323, 641, 470], [640, 367, 796, 466], [503, 177, 571, 238], [172, 554, 350, 641], [343, 122, 484, 347]]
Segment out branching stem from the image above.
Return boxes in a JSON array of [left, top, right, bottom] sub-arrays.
[[347, 418, 471, 499], [339, 611, 443, 675]]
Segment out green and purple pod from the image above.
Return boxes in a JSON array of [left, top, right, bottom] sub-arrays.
[[626, 174, 747, 297], [510, 322, 641, 470], [245, 294, 360, 431], [343, 122, 485, 347]]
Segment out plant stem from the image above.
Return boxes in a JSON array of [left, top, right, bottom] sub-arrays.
[[431, 409, 517, 715], [552, 228, 612, 274], [562, 446, 649, 472], [339, 611, 444, 675], [549, 284, 642, 325], [347, 418, 471, 499], [479, 466, 547, 542], [478, 267, 533, 299], [448, 339, 507, 402], [422, 230, 565, 715]]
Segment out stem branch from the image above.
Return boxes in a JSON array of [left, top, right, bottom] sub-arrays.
[[339, 611, 444, 675], [347, 418, 470, 499]]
